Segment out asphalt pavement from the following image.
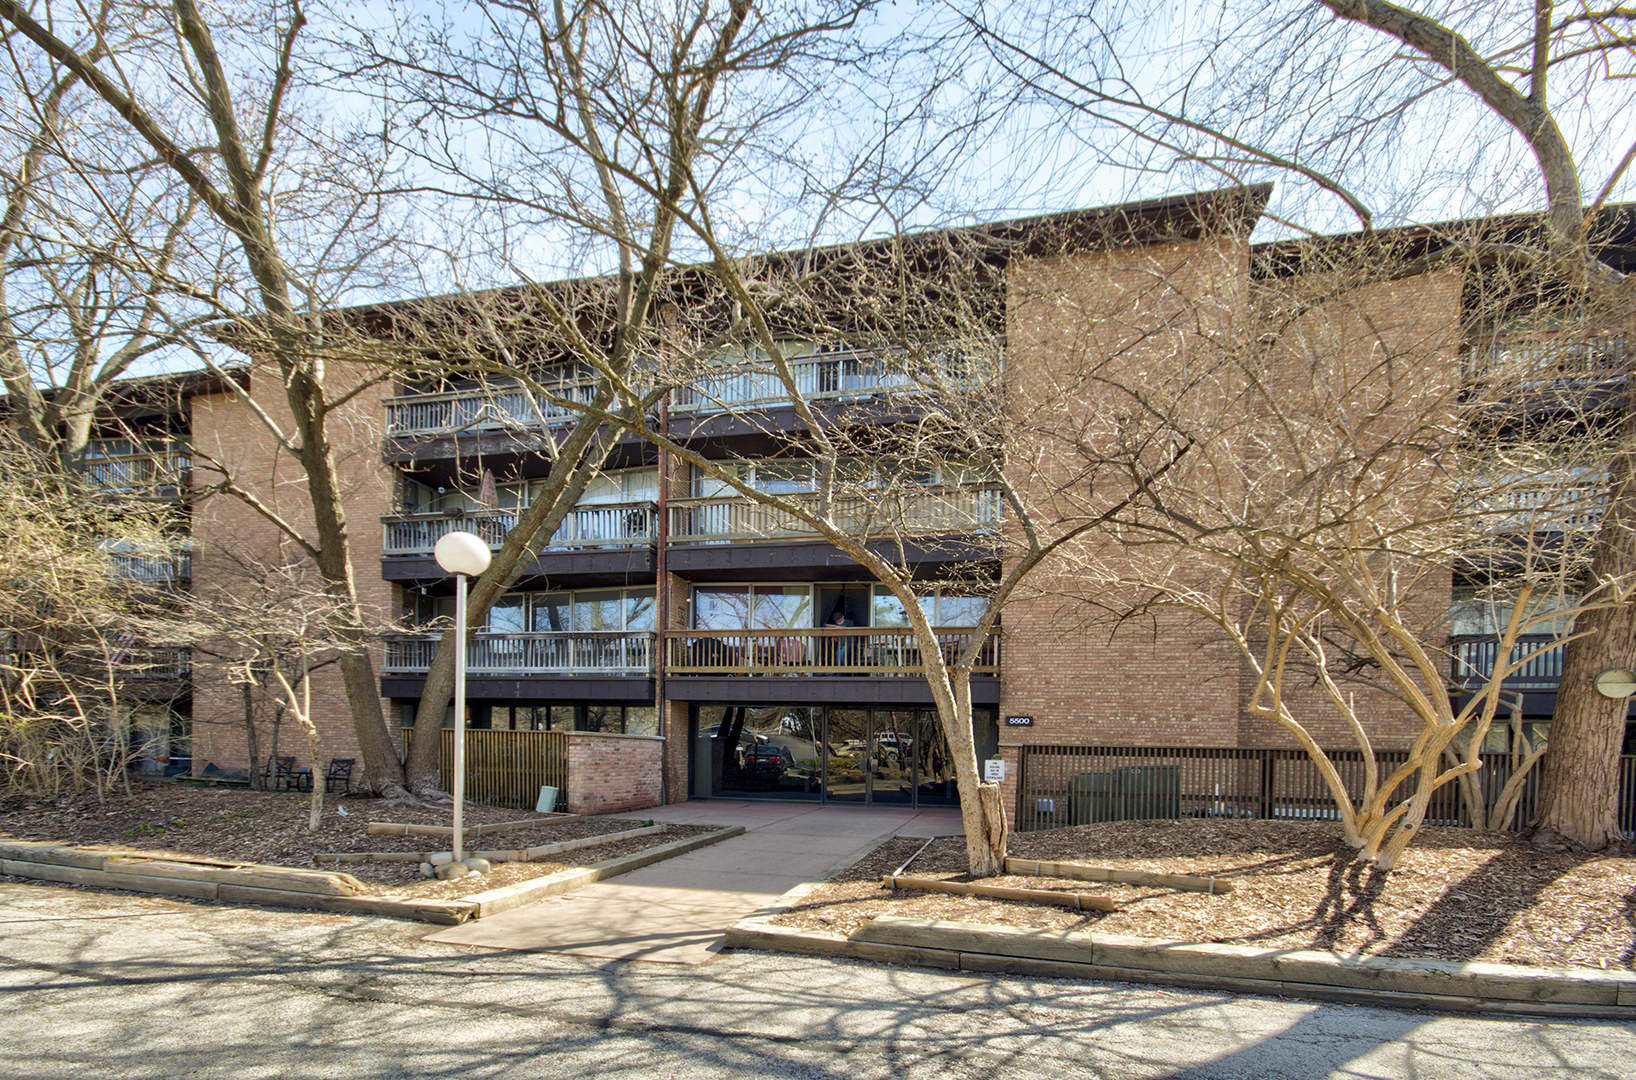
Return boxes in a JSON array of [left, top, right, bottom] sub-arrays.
[[1, 879, 1631, 1080]]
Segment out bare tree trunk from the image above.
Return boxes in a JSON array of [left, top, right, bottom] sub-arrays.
[[1536, 389, 1636, 848], [242, 681, 261, 790]]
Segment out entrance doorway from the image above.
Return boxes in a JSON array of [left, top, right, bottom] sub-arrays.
[[688, 703, 987, 807], [825, 708, 915, 805]]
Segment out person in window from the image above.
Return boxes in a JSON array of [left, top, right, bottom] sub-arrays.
[[825, 607, 857, 671]]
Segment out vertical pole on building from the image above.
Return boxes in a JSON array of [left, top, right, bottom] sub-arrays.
[[453, 571, 468, 865]]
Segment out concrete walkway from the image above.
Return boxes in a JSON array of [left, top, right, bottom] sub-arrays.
[[424, 801, 963, 964]]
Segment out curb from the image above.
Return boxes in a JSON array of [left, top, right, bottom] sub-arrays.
[[2, 825, 744, 925], [726, 899, 1636, 1020]]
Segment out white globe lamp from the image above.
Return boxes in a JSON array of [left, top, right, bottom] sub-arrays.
[[432, 530, 491, 866]]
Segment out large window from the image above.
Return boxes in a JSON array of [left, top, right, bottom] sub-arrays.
[[870, 585, 988, 627], [412, 588, 656, 633], [692, 583, 984, 629]]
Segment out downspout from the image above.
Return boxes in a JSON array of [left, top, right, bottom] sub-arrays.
[[655, 392, 671, 804]]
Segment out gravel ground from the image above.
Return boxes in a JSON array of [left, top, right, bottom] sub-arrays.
[[775, 818, 1636, 971]]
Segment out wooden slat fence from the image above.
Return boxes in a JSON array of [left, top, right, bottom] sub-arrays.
[[1015, 744, 1636, 838], [401, 728, 569, 810]]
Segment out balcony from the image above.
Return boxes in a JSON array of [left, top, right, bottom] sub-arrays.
[[384, 631, 655, 675], [1462, 332, 1628, 385], [81, 452, 191, 494], [384, 380, 602, 437], [1464, 473, 1607, 534], [381, 502, 658, 556], [668, 486, 1002, 544], [108, 550, 191, 587], [123, 646, 192, 681], [1449, 634, 1565, 692], [665, 627, 1001, 676], [670, 344, 999, 414]]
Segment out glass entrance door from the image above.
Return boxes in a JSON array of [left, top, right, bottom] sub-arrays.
[[824, 708, 914, 805], [825, 708, 869, 803]]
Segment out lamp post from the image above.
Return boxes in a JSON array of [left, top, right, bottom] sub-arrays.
[[433, 530, 491, 868]]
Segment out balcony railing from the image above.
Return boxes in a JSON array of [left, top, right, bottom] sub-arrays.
[[384, 381, 602, 436], [665, 626, 1001, 675], [1463, 332, 1629, 384], [381, 501, 658, 556], [1464, 473, 1607, 533], [108, 550, 192, 586], [81, 453, 191, 493], [670, 344, 1000, 414], [122, 646, 192, 680], [1449, 634, 1566, 691], [384, 631, 655, 675], [669, 486, 1002, 544]]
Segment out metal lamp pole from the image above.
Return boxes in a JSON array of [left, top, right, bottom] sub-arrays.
[[432, 531, 491, 868]]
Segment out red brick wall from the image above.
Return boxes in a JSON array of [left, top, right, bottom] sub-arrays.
[[186, 362, 397, 776], [566, 732, 664, 813], [996, 235, 1468, 757]]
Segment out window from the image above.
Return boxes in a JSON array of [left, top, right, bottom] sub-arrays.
[[871, 585, 987, 627], [1451, 584, 1580, 637], [578, 466, 659, 505]]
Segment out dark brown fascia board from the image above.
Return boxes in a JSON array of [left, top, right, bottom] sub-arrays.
[[1250, 201, 1636, 279], [256, 184, 1278, 330], [1, 366, 248, 421]]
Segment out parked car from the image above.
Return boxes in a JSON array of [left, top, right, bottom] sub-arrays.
[[743, 745, 795, 774]]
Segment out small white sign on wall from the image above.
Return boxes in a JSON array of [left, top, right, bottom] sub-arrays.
[[984, 758, 1006, 782]]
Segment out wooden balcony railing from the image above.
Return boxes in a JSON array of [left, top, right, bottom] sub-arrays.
[[385, 631, 655, 675], [668, 486, 1002, 544], [381, 501, 657, 556], [1449, 633, 1566, 691], [81, 453, 191, 493], [670, 343, 1001, 414], [665, 626, 1001, 675], [1462, 332, 1629, 384]]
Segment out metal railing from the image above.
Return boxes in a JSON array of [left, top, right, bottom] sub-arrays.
[[1462, 332, 1629, 383], [384, 381, 603, 436], [1449, 633, 1567, 690], [121, 646, 192, 680], [1464, 473, 1607, 533], [401, 727, 569, 810], [670, 344, 1001, 414], [384, 631, 655, 675], [381, 501, 657, 555], [107, 551, 191, 585], [81, 453, 191, 492], [665, 626, 1000, 675], [1014, 743, 1636, 837], [669, 486, 1002, 543]]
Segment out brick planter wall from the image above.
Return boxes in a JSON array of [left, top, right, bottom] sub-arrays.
[[565, 732, 665, 814]]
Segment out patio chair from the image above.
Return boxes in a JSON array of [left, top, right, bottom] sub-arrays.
[[324, 758, 355, 793]]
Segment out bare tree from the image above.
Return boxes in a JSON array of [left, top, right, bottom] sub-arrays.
[[346, 0, 881, 796], [955, 0, 1636, 847], [0, 0, 438, 794]]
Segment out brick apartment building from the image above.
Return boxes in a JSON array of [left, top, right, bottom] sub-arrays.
[[87, 185, 1634, 818]]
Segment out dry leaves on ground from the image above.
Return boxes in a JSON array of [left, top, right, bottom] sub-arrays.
[[0, 781, 711, 897], [775, 819, 1636, 971]]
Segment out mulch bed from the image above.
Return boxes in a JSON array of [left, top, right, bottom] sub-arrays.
[[774, 819, 1636, 972], [0, 781, 713, 899]]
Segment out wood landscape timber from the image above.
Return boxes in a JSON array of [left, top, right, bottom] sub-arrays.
[[881, 874, 1119, 912], [318, 824, 667, 864], [1003, 857, 1234, 894], [365, 818, 565, 839]]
